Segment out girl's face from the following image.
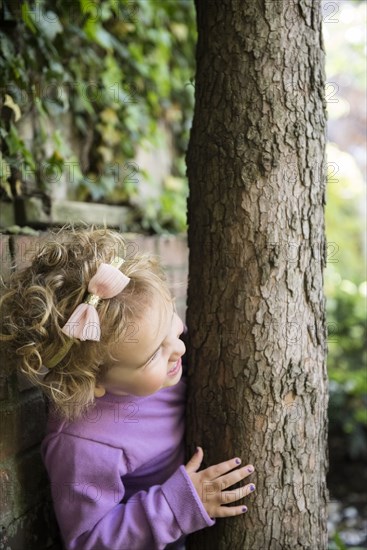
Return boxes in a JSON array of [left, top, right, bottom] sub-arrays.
[[95, 297, 186, 397]]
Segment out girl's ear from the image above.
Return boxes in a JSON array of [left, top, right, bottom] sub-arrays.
[[94, 384, 106, 398]]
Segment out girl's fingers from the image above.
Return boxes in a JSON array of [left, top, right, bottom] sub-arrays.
[[184, 446, 204, 474], [219, 464, 255, 490], [221, 482, 256, 504], [205, 457, 244, 480], [215, 504, 249, 518]]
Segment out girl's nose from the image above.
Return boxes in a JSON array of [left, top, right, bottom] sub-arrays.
[[173, 312, 184, 336], [170, 338, 186, 362]]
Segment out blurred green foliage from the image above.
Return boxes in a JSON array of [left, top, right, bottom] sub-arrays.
[[325, 145, 367, 459], [323, 0, 367, 461], [329, 532, 347, 550], [0, 0, 196, 233]]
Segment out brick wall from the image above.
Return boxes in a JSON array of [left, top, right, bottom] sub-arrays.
[[0, 231, 188, 549]]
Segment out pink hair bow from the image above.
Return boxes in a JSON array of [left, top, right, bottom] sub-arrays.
[[61, 257, 130, 341]]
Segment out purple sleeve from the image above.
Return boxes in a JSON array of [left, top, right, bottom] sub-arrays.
[[41, 434, 215, 550]]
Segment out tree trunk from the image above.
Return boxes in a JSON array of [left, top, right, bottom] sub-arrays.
[[185, 0, 329, 549]]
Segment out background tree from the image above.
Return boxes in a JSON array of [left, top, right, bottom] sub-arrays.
[[185, 0, 329, 548]]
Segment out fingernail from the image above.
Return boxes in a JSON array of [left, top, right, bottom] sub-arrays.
[[247, 466, 254, 473], [235, 458, 241, 465], [242, 506, 248, 513], [249, 484, 255, 492], [196, 446, 200, 453]]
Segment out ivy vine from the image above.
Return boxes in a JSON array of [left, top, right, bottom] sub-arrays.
[[0, 0, 196, 233]]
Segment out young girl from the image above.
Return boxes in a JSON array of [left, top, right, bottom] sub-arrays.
[[0, 226, 256, 550]]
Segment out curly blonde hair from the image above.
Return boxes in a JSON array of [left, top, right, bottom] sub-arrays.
[[0, 225, 174, 422]]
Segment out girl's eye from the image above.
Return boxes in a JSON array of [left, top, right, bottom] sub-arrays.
[[147, 349, 160, 365]]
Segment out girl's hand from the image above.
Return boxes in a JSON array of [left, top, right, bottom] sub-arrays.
[[184, 446, 255, 518]]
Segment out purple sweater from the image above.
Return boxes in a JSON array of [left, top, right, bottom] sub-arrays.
[[40, 371, 215, 549]]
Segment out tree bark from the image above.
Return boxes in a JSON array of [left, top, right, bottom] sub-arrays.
[[185, 0, 329, 548]]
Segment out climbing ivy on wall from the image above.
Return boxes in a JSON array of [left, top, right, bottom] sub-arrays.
[[0, 0, 196, 232]]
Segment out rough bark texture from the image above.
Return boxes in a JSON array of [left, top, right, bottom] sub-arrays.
[[185, 0, 329, 549]]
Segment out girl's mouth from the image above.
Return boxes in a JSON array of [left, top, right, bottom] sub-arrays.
[[167, 357, 182, 377]]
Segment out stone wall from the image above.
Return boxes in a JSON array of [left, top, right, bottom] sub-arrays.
[[0, 231, 188, 549]]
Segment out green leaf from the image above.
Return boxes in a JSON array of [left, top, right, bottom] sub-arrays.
[[36, 11, 63, 41], [21, 2, 37, 33], [84, 19, 113, 50], [4, 94, 21, 122]]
